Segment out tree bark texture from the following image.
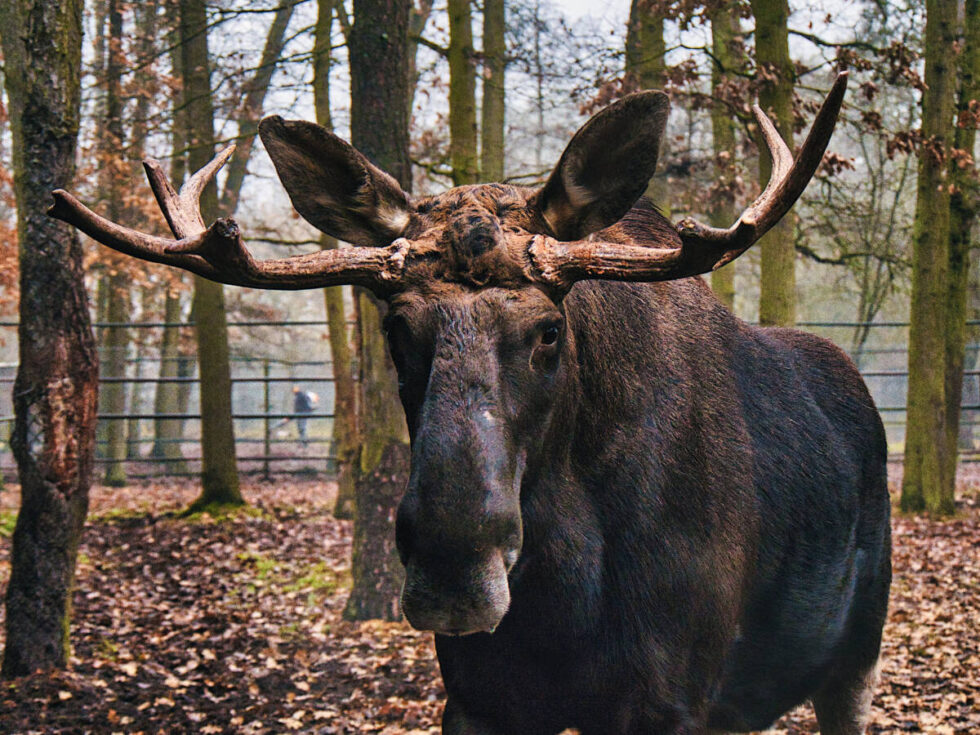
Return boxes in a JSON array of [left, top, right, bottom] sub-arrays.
[[315, 0, 359, 520], [901, 0, 959, 515], [151, 35, 191, 469], [151, 290, 189, 472], [345, 0, 412, 621], [448, 0, 479, 185], [626, 0, 671, 215], [406, 0, 435, 121], [178, 0, 243, 508], [99, 0, 129, 486], [751, 0, 796, 326], [0, 0, 98, 677], [944, 0, 980, 498], [480, 0, 506, 183], [708, 4, 742, 311]]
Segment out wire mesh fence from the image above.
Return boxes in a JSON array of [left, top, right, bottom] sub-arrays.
[[0, 318, 978, 481]]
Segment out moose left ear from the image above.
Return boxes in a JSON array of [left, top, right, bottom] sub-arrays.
[[259, 116, 412, 247], [533, 91, 669, 241]]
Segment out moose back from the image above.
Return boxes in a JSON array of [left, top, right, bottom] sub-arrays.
[[51, 72, 891, 734]]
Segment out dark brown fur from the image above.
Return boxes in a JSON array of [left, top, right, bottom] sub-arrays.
[[258, 92, 891, 734]]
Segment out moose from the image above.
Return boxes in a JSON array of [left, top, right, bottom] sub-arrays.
[[51, 72, 890, 734]]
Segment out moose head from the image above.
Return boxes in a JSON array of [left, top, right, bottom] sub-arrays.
[[50, 74, 847, 636]]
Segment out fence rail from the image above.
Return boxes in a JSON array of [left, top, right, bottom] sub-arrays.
[[0, 318, 978, 480]]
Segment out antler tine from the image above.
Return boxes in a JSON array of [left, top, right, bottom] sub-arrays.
[[48, 188, 227, 280], [526, 72, 848, 290], [180, 143, 236, 223], [747, 102, 794, 225], [141, 144, 236, 239], [48, 143, 418, 293], [678, 71, 848, 269]]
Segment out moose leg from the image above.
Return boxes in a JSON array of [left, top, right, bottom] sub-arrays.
[[811, 660, 878, 735]]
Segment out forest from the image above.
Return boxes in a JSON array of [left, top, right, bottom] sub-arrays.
[[0, 0, 979, 732]]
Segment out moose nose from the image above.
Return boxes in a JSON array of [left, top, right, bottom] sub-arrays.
[[400, 550, 512, 635]]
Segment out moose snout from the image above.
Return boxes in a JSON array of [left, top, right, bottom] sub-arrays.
[[401, 550, 513, 635]]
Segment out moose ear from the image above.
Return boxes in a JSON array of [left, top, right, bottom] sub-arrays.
[[258, 116, 412, 246], [534, 91, 669, 241]]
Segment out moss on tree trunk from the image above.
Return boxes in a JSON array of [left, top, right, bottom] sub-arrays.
[[626, 0, 670, 215], [178, 0, 242, 511], [480, 0, 506, 183], [708, 4, 743, 311], [0, 0, 98, 677], [346, 0, 413, 620], [751, 0, 796, 326], [448, 0, 479, 185], [152, 290, 189, 472], [314, 0, 359, 520], [943, 0, 980, 500], [902, 0, 958, 515]]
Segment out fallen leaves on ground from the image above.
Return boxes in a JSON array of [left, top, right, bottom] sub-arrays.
[[0, 472, 977, 733]]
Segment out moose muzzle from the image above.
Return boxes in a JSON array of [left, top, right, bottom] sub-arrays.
[[401, 549, 514, 635]]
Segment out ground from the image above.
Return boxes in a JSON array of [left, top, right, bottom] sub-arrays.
[[0, 468, 978, 734]]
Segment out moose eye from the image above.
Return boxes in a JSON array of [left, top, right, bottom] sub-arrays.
[[541, 325, 560, 345]]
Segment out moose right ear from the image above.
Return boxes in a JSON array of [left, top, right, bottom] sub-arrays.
[[533, 91, 669, 241], [259, 116, 413, 247]]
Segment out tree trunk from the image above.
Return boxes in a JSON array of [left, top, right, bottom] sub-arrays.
[[100, 0, 130, 486], [480, 0, 506, 183], [708, 4, 742, 311], [315, 0, 359, 520], [901, 0, 958, 515], [101, 276, 130, 485], [944, 0, 980, 496], [125, 289, 152, 459], [0, 0, 98, 677], [626, 0, 666, 88], [344, 0, 412, 621], [151, 17, 191, 473], [626, 0, 670, 215], [448, 0, 479, 185], [152, 290, 189, 472], [179, 0, 243, 509], [750, 0, 796, 326]]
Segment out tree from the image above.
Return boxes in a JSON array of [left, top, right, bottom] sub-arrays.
[[626, 0, 670, 214], [344, 0, 413, 621], [481, 0, 506, 182], [0, 0, 99, 676], [178, 0, 243, 510], [708, 3, 744, 310], [152, 9, 194, 471], [944, 0, 980, 496], [448, 0, 479, 185], [314, 0, 359, 519], [151, 289, 191, 472], [99, 0, 130, 486], [750, 0, 796, 326], [901, 0, 959, 514]]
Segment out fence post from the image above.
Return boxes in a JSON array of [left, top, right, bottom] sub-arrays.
[[263, 359, 271, 479]]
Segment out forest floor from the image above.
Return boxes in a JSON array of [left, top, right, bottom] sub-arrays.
[[0, 467, 978, 734]]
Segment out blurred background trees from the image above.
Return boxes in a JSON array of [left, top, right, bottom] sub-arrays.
[[1, 0, 979, 671]]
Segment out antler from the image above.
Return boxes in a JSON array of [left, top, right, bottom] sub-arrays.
[[48, 144, 413, 291], [526, 72, 848, 291]]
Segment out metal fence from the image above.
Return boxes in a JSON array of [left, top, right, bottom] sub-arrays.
[[0, 318, 978, 481], [0, 320, 341, 480]]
